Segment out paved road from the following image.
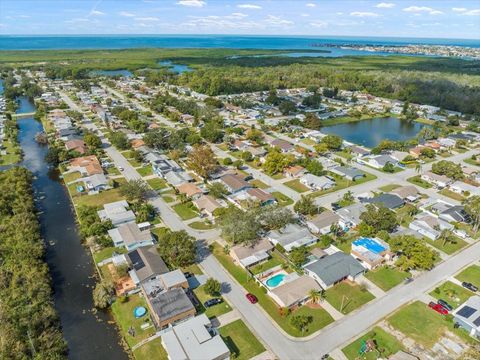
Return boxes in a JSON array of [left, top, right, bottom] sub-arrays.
[[63, 89, 480, 359]]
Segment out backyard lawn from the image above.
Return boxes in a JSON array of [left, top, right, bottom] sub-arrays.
[[73, 188, 124, 207], [133, 338, 167, 360], [407, 175, 432, 189], [284, 179, 310, 193], [250, 250, 290, 275], [325, 281, 375, 314], [193, 285, 232, 319], [146, 177, 168, 190], [387, 301, 473, 348], [365, 267, 410, 291], [425, 237, 468, 255], [455, 265, 480, 289], [429, 281, 474, 308], [172, 202, 199, 220], [219, 320, 265, 360], [93, 246, 127, 264], [211, 242, 334, 336], [272, 191, 294, 206], [342, 326, 404, 360], [110, 294, 156, 348], [63, 171, 82, 183]]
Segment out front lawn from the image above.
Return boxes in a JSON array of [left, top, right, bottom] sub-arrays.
[[172, 202, 199, 220], [464, 158, 480, 167], [387, 301, 472, 348], [455, 265, 480, 289], [311, 172, 376, 198], [379, 184, 401, 192], [284, 179, 310, 193], [137, 166, 153, 177], [425, 237, 467, 255], [272, 191, 294, 206], [324, 281, 375, 314], [146, 178, 168, 191], [438, 189, 465, 201], [133, 337, 167, 360], [251, 179, 269, 189], [342, 326, 403, 360], [430, 281, 474, 308], [271, 173, 285, 180], [189, 221, 216, 230], [211, 242, 334, 336], [111, 294, 156, 348], [407, 175, 432, 189], [193, 285, 232, 319], [219, 320, 265, 360], [365, 267, 410, 292]]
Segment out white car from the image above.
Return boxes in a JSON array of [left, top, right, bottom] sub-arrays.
[[118, 166, 124, 171]]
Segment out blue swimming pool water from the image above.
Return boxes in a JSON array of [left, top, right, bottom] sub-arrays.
[[266, 273, 286, 288], [353, 237, 386, 254], [134, 306, 147, 318]]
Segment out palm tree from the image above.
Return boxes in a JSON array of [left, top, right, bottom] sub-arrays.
[[309, 289, 321, 304], [438, 229, 455, 247]]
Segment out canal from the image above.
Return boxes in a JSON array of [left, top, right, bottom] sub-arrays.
[[15, 97, 128, 360]]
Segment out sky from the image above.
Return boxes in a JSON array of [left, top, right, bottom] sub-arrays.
[[0, 0, 479, 39]]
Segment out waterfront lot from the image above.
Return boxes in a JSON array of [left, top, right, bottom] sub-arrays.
[[132, 338, 167, 360]]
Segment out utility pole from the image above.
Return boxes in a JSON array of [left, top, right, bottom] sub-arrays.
[[340, 295, 349, 313]]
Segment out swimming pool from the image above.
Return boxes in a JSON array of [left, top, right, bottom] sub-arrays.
[[266, 273, 286, 288]]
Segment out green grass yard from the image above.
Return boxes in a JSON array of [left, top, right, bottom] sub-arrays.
[[311, 172, 376, 198], [133, 337, 167, 360], [325, 282, 375, 314], [251, 179, 269, 189], [342, 326, 403, 360], [407, 175, 432, 189], [172, 202, 199, 220], [73, 188, 124, 207], [455, 265, 480, 289], [137, 166, 153, 177], [365, 267, 410, 291], [284, 178, 310, 193], [193, 285, 232, 319], [188, 221, 216, 230], [219, 320, 265, 360], [146, 178, 168, 190], [438, 189, 465, 201], [379, 184, 401, 192], [425, 237, 467, 255], [272, 191, 294, 206], [93, 246, 127, 264], [429, 281, 473, 309], [250, 250, 290, 275]]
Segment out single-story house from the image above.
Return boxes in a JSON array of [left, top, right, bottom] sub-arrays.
[[391, 185, 420, 202], [421, 171, 452, 189], [126, 245, 169, 285], [232, 188, 275, 207], [307, 210, 341, 235], [438, 205, 470, 223], [453, 296, 480, 339], [230, 239, 274, 268], [409, 214, 453, 240], [108, 222, 154, 251], [349, 145, 370, 158], [336, 203, 368, 228], [98, 200, 136, 226], [69, 155, 103, 176], [330, 166, 365, 181], [438, 137, 456, 149], [164, 170, 193, 187], [266, 223, 317, 252], [270, 138, 294, 153], [300, 174, 335, 191], [362, 155, 398, 169], [159, 269, 189, 291], [131, 139, 145, 149], [193, 195, 222, 218], [351, 237, 392, 270], [362, 193, 404, 210], [304, 252, 366, 290], [219, 173, 252, 194], [142, 281, 195, 329], [177, 183, 203, 199], [269, 275, 322, 308], [284, 165, 307, 178], [82, 173, 109, 192], [161, 314, 230, 360], [65, 139, 88, 154], [449, 181, 480, 198]]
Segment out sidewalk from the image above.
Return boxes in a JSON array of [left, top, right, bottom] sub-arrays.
[[216, 309, 241, 326], [320, 300, 344, 321], [361, 277, 386, 298]]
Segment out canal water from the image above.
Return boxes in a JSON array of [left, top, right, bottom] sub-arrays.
[[321, 116, 426, 148], [14, 97, 128, 360]]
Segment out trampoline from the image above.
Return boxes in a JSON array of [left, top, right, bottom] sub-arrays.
[[134, 306, 147, 318]]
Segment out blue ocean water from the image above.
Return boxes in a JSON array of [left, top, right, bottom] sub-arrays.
[[0, 35, 478, 51]]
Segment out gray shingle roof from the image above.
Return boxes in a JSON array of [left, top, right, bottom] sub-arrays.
[[305, 252, 365, 287]]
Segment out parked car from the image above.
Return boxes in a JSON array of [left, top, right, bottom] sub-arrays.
[[437, 299, 453, 312], [462, 282, 479, 292], [204, 298, 223, 308], [404, 277, 414, 284], [246, 293, 258, 304], [118, 166, 124, 171], [183, 271, 193, 279], [428, 301, 448, 315]]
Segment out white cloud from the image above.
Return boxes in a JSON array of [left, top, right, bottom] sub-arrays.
[[230, 13, 248, 18], [350, 11, 380, 18], [462, 9, 480, 16], [375, 3, 395, 8], [119, 11, 135, 17], [90, 10, 105, 16], [237, 4, 262, 9], [309, 20, 328, 28], [265, 15, 294, 26], [177, 0, 206, 7], [306, 3, 316, 7], [402, 6, 443, 15], [135, 17, 159, 21], [300, 13, 310, 17], [452, 8, 467, 12]]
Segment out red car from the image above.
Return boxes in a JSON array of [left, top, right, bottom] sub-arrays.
[[246, 293, 258, 304], [428, 301, 448, 315]]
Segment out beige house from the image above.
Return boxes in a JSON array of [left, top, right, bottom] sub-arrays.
[[269, 275, 321, 308], [230, 239, 274, 268]]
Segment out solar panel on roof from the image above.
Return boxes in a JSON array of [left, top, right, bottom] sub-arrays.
[[129, 250, 145, 271], [473, 316, 480, 327], [457, 306, 476, 318]]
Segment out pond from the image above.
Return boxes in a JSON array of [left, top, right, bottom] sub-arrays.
[[321, 117, 426, 148], [159, 60, 192, 74], [91, 69, 133, 77]]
